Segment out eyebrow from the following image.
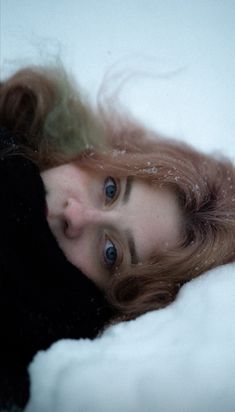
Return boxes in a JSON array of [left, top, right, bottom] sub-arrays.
[[126, 229, 139, 265], [122, 176, 133, 205]]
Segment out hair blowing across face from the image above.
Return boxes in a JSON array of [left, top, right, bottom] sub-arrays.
[[0, 65, 235, 321]]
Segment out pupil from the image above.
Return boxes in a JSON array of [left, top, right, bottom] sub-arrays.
[[106, 246, 117, 263], [106, 180, 116, 199]]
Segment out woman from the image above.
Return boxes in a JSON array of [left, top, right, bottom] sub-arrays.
[[0, 68, 114, 410], [0, 64, 235, 409]]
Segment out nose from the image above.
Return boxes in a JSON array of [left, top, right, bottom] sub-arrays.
[[63, 198, 115, 239]]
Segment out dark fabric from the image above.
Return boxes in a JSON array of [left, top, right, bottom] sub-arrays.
[[0, 128, 113, 411]]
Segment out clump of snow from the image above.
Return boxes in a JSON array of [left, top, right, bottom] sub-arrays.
[[26, 263, 235, 412], [142, 166, 158, 174], [112, 149, 127, 157]]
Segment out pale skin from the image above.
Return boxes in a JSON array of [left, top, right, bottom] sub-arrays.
[[41, 163, 182, 289]]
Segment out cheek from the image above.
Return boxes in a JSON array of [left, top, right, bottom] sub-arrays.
[[62, 238, 93, 273], [59, 238, 106, 289]]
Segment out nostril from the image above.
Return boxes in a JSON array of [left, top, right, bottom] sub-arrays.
[[63, 215, 83, 239], [63, 220, 69, 236], [63, 198, 86, 238]]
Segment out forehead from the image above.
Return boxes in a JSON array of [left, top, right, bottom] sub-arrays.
[[128, 180, 182, 262]]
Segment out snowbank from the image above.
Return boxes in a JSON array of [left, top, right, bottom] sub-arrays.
[[26, 263, 235, 412]]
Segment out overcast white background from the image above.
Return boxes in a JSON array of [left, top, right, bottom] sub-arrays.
[[1, 0, 235, 159], [1, 2, 235, 411]]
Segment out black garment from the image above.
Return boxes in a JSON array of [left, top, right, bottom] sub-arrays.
[[0, 128, 113, 411]]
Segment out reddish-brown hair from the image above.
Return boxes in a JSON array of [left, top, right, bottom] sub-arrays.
[[1, 66, 235, 320], [79, 127, 235, 319], [0, 65, 106, 167]]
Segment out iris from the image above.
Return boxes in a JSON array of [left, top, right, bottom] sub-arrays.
[[104, 177, 117, 201], [104, 238, 117, 267]]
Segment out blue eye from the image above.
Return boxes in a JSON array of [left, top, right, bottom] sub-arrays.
[[103, 238, 117, 268], [104, 177, 117, 202]]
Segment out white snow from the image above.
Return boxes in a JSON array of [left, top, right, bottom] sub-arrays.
[[1, 1, 235, 411], [26, 263, 235, 412]]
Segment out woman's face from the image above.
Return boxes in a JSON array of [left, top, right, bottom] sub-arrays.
[[41, 163, 181, 289]]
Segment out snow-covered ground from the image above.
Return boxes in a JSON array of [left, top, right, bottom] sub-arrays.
[[1, 1, 235, 411], [26, 263, 235, 412]]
